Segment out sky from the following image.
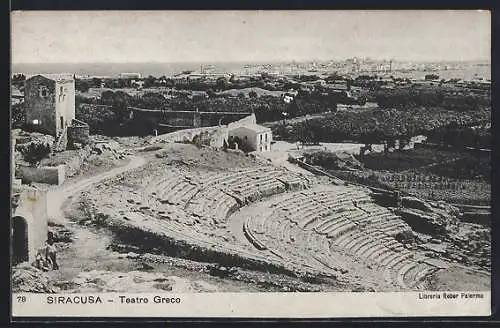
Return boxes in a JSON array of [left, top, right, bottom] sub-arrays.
[[11, 10, 491, 64]]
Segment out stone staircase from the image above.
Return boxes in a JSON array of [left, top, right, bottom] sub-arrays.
[[53, 126, 68, 152]]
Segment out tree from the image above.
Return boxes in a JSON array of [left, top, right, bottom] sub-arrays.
[[398, 138, 409, 151], [12, 74, 26, 88], [19, 142, 51, 166], [206, 88, 216, 98], [249, 90, 258, 99], [101, 90, 115, 103], [139, 92, 167, 109], [91, 77, 103, 88], [11, 102, 26, 128], [425, 74, 440, 81], [164, 78, 175, 88], [100, 90, 133, 120], [75, 79, 90, 93], [144, 75, 156, 88], [111, 91, 133, 116], [325, 72, 341, 83], [216, 77, 228, 91]]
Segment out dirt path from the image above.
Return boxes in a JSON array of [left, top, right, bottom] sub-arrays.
[[45, 155, 147, 282], [47, 155, 146, 225], [44, 154, 271, 292]]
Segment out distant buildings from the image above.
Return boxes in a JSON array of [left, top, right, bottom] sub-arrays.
[[120, 72, 142, 79], [170, 72, 232, 82]]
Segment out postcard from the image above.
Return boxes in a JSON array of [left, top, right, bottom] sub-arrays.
[[11, 10, 491, 318]]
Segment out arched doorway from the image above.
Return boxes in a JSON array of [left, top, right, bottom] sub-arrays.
[[12, 216, 29, 265]]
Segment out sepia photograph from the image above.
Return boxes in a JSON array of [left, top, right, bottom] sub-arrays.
[[10, 10, 491, 317]]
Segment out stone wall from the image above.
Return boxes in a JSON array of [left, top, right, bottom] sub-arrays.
[[68, 125, 90, 147], [131, 107, 251, 130], [152, 126, 229, 149], [13, 187, 49, 263], [18, 165, 65, 185], [55, 80, 76, 135], [24, 76, 57, 136], [151, 114, 257, 149]]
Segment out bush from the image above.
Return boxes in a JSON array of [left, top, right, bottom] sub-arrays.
[[11, 103, 26, 129], [19, 142, 51, 165], [93, 212, 109, 227]]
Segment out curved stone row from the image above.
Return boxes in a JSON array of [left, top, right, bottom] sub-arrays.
[[244, 185, 436, 289], [105, 163, 439, 289]]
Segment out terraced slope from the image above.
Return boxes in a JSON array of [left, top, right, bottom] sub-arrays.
[[239, 185, 442, 290], [91, 161, 316, 271], [87, 145, 444, 290]]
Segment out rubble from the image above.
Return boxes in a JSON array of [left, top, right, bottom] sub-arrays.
[[397, 208, 456, 237], [91, 141, 126, 160], [12, 263, 58, 293], [446, 227, 491, 269], [14, 130, 55, 149], [397, 198, 460, 237], [54, 270, 220, 293], [401, 196, 434, 212]]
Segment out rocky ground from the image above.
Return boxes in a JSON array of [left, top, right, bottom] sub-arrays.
[[12, 137, 491, 293], [15, 201, 335, 293], [12, 140, 343, 293]]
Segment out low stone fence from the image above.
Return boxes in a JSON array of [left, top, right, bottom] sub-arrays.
[[18, 165, 66, 185]]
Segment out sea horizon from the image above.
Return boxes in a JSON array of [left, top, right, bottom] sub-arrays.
[[11, 59, 491, 80]]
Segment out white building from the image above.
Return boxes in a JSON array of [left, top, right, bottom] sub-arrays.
[[228, 124, 272, 152]]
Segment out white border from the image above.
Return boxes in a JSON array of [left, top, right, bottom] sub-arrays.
[[12, 292, 491, 318]]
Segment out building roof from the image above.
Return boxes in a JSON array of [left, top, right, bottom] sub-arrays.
[[26, 73, 75, 82], [235, 123, 271, 134]]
